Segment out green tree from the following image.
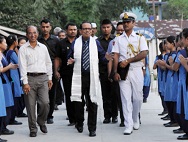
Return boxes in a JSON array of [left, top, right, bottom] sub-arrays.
[[162, 0, 188, 19], [98, 0, 150, 21], [0, 0, 153, 32], [0, 0, 38, 31], [63, 0, 100, 27], [0, 0, 65, 31]]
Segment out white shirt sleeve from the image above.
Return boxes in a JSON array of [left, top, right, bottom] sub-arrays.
[[139, 36, 148, 52], [18, 47, 28, 84], [44, 46, 53, 80], [111, 37, 119, 53]]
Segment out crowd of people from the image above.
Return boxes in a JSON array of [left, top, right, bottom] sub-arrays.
[[153, 29, 188, 140], [0, 11, 153, 142]]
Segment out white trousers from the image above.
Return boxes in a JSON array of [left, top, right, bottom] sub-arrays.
[[119, 67, 144, 129]]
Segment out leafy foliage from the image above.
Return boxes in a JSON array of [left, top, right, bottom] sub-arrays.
[[63, 0, 100, 28], [163, 0, 188, 19], [98, 0, 150, 21], [0, 0, 37, 30], [0, 0, 187, 32]]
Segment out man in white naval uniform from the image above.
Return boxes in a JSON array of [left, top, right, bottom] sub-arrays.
[[112, 12, 148, 135]]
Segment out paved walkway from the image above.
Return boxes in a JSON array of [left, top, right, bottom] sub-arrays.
[[3, 91, 182, 142]]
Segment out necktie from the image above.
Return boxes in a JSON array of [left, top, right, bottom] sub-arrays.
[[82, 41, 90, 70]]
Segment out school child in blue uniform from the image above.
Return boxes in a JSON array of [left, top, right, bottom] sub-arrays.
[[0, 53, 7, 142], [16, 37, 27, 118], [153, 42, 168, 115], [157, 40, 170, 120], [174, 28, 188, 140], [163, 36, 178, 127], [0, 36, 17, 135], [6, 35, 22, 125], [171, 33, 184, 134]]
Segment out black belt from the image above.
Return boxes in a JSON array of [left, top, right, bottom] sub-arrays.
[[27, 73, 46, 77]]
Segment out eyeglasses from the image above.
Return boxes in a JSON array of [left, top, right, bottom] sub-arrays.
[[82, 28, 92, 31], [27, 32, 38, 36]]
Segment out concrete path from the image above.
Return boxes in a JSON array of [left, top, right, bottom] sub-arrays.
[[3, 91, 182, 142]]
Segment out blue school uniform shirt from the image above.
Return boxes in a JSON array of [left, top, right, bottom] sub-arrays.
[[175, 49, 187, 116], [1, 55, 14, 107], [161, 53, 169, 96], [154, 55, 162, 93], [0, 63, 7, 117], [171, 52, 179, 102], [6, 50, 22, 97], [164, 51, 176, 101]]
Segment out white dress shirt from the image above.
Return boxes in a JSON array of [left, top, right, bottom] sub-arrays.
[[18, 41, 52, 84], [92, 35, 98, 40], [112, 31, 148, 68]]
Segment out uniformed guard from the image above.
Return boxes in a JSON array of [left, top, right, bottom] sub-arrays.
[[112, 12, 148, 135]]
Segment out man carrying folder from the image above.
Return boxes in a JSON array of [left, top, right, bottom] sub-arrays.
[[112, 12, 148, 135]]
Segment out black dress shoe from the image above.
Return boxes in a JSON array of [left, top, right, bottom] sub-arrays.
[[0, 138, 7, 142], [158, 110, 168, 116], [30, 132, 37, 137], [161, 115, 170, 120], [173, 128, 184, 134], [143, 98, 147, 103], [163, 121, 171, 126], [2, 129, 14, 135], [47, 118, 54, 124], [112, 117, 118, 123], [9, 120, 22, 125], [17, 113, 28, 117], [39, 125, 48, 133], [103, 118, 111, 124], [54, 104, 59, 110], [165, 122, 179, 127], [89, 131, 96, 137], [68, 122, 75, 126], [177, 134, 188, 140], [119, 122, 125, 127], [75, 125, 83, 133]]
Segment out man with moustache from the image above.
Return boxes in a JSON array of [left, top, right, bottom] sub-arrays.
[[113, 12, 148, 135], [54, 23, 77, 126]]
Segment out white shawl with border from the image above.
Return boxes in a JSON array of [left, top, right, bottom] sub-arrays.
[[71, 36, 102, 105]]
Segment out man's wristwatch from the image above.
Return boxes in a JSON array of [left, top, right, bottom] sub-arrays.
[[142, 66, 146, 70]]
